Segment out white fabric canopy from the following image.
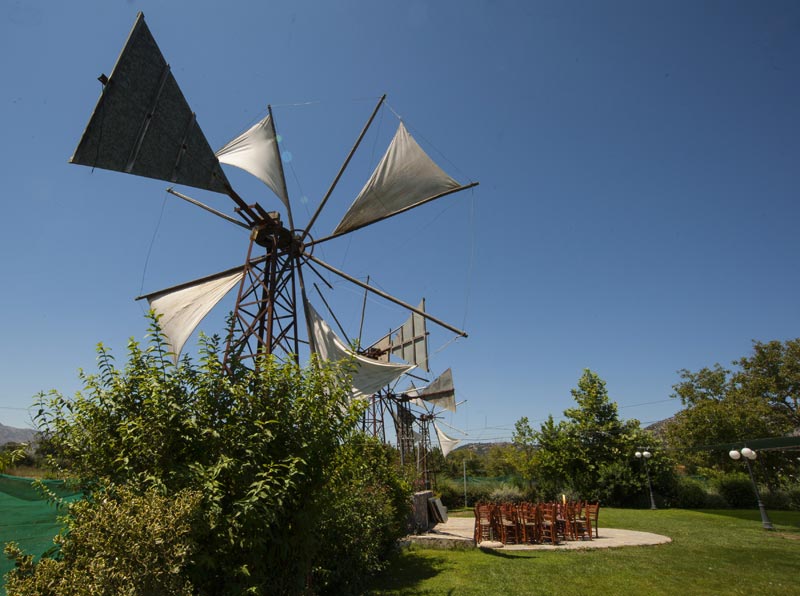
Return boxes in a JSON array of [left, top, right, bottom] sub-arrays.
[[433, 422, 460, 458], [145, 270, 244, 363], [333, 122, 461, 235], [306, 302, 415, 399], [215, 114, 289, 208]]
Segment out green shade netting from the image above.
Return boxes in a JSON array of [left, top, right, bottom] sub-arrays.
[[0, 474, 82, 586]]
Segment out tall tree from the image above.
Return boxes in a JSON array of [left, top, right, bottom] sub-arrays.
[[734, 339, 800, 426], [510, 370, 649, 501], [665, 339, 798, 477], [559, 370, 641, 497], [510, 416, 541, 489]]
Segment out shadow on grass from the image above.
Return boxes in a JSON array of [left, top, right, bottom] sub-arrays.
[[366, 549, 444, 594], [478, 546, 540, 559], [696, 508, 800, 528]]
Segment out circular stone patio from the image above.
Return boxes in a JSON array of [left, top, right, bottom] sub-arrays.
[[403, 516, 671, 550]]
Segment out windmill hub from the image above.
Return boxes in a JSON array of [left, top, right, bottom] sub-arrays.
[[250, 212, 294, 250]]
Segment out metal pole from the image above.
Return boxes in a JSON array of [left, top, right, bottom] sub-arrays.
[[744, 457, 774, 530], [301, 94, 386, 243], [305, 253, 468, 338], [644, 459, 657, 510], [463, 459, 467, 509]]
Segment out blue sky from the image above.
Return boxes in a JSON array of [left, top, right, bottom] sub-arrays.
[[1, 1, 798, 443]]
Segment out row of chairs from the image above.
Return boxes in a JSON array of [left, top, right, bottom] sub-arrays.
[[474, 501, 600, 545]]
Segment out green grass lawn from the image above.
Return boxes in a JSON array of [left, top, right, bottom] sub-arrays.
[[366, 508, 800, 595]]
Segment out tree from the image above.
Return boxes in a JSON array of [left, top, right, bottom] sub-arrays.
[[509, 370, 662, 503], [442, 447, 482, 477], [665, 339, 798, 479], [509, 416, 540, 490], [484, 443, 517, 477], [734, 339, 800, 426], [9, 315, 409, 595], [0, 443, 25, 473]]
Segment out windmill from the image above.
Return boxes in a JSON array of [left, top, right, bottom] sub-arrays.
[[69, 12, 478, 372], [356, 296, 463, 484], [359, 298, 430, 447], [303, 286, 465, 488], [404, 369, 464, 489]]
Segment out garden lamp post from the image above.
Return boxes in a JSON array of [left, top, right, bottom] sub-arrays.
[[635, 450, 657, 510], [729, 447, 774, 530]]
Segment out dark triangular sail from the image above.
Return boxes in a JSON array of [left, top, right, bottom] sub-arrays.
[[70, 12, 230, 194]]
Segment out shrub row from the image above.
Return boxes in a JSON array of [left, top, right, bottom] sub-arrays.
[[439, 474, 800, 511]]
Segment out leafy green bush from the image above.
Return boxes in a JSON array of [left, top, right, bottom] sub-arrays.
[[674, 477, 708, 509], [788, 485, 800, 511], [12, 316, 409, 595], [489, 483, 524, 503], [761, 489, 790, 511], [595, 461, 642, 507], [312, 439, 410, 595], [437, 477, 497, 508], [5, 484, 202, 595], [436, 477, 464, 508], [704, 491, 728, 509], [715, 473, 756, 508]]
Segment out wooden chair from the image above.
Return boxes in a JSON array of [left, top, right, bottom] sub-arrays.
[[498, 503, 521, 544], [518, 502, 540, 544], [538, 502, 561, 545], [558, 501, 578, 541], [570, 501, 592, 541], [585, 502, 600, 538], [473, 502, 496, 543]]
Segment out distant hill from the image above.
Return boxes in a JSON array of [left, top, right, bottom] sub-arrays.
[[644, 417, 674, 440], [453, 441, 511, 456], [0, 423, 35, 445]]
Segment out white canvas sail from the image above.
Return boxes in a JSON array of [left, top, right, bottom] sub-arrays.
[[433, 422, 460, 458], [143, 269, 244, 363], [215, 114, 289, 208], [333, 122, 461, 235], [306, 301, 415, 399]]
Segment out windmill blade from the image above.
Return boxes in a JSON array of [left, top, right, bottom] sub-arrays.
[[432, 421, 460, 458], [372, 300, 429, 372], [137, 268, 245, 363], [330, 122, 478, 237], [305, 300, 414, 399], [166, 188, 250, 229], [418, 368, 456, 413], [215, 111, 290, 211], [70, 12, 230, 195]]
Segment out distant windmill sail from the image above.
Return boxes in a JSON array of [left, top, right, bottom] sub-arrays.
[[433, 422, 460, 458], [215, 114, 289, 208], [139, 268, 244, 363], [306, 301, 415, 399], [374, 300, 429, 372], [419, 368, 456, 413], [70, 12, 230, 194], [333, 122, 463, 235]]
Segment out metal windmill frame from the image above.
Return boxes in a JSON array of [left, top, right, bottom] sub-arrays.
[[70, 12, 478, 372]]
